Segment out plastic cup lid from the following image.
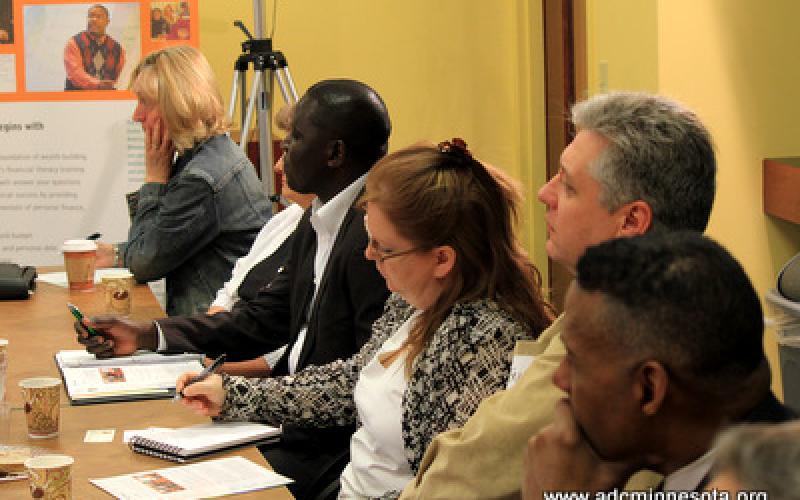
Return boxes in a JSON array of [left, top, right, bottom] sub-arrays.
[[101, 271, 134, 280], [19, 377, 61, 389], [62, 239, 97, 252], [24, 455, 74, 469]]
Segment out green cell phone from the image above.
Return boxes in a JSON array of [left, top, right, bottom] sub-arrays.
[[67, 303, 101, 336]]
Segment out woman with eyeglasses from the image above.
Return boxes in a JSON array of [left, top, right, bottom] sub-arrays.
[[177, 139, 553, 498], [94, 46, 270, 316]]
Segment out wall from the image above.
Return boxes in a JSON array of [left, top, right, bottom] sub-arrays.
[[584, 0, 658, 97], [586, 0, 800, 398], [659, 0, 800, 399], [199, 1, 549, 277]]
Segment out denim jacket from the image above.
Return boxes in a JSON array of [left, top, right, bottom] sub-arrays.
[[120, 134, 271, 316]]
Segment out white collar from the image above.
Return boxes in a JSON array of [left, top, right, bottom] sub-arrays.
[[310, 174, 367, 236], [663, 448, 715, 492]]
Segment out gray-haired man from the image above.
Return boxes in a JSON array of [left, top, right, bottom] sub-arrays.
[[400, 92, 716, 499]]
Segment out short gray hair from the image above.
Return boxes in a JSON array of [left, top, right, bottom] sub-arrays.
[[711, 421, 800, 500], [572, 92, 716, 232]]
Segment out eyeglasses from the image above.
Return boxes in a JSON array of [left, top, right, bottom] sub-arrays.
[[369, 240, 421, 263], [364, 214, 421, 263]]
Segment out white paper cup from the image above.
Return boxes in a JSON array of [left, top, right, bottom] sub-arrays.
[[25, 454, 74, 499], [62, 240, 97, 291], [101, 271, 134, 316], [19, 377, 61, 439]]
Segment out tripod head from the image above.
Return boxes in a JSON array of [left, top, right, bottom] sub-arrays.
[[234, 20, 274, 57]]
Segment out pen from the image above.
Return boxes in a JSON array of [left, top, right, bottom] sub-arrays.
[[176, 353, 227, 400], [86, 233, 102, 240], [67, 303, 101, 337]]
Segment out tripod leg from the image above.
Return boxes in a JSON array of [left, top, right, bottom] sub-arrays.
[[227, 70, 241, 125], [239, 70, 248, 134], [279, 66, 299, 102], [240, 71, 263, 151], [275, 70, 291, 105], [256, 69, 276, 203]]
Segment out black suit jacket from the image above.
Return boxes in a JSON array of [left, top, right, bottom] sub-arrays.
[[155, 201, 389, 496], [156, 203, 389, 370]]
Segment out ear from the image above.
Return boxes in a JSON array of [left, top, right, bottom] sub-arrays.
[[431, 245, 456, 280], [633, 360, 669, 416], [617, 200, 652, 236], [326, 140, 346, 168]]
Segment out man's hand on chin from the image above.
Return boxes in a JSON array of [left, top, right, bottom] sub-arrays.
[[522, 399, 633, 500]]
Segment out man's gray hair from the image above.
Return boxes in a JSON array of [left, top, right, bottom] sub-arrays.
[[711, 421, 800, 500], [572, 92, 716, 232]]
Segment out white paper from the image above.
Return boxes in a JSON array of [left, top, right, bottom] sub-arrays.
[[85, 429, 116, 443], [124, 428, 170, 444], [90, 456, 293, 499], [0, 101, 140, 266], [506, 354, 535, 389]]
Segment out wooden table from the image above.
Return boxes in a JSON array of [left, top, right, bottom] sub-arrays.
[[0, 277, 293, 499]]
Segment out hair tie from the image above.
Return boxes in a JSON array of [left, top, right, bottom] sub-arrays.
[[438, 138, 473, 160]]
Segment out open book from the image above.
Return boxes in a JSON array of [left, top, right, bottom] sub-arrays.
[[55, 350, 205, 405], [128, 422, 281, 463], [91, 456, 292, 498]]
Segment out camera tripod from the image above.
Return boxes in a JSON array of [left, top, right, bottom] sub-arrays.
[[227, 18, 298, 204]]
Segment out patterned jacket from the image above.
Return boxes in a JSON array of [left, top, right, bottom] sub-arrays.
[[220, 293, 534, 474]]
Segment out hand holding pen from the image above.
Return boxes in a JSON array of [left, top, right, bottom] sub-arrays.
[[175, 353, 227, 417]]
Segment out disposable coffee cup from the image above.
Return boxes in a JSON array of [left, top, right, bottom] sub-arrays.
[[19, 377, 61, 439], [62, 239, 97, 291], [25, 454, 74, 499], [102, 271, 134, 316]]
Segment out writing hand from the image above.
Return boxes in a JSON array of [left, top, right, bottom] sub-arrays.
[[176, 372, 225, 417]]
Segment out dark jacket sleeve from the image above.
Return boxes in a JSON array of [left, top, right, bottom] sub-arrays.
[[154, 263, 292, 360]]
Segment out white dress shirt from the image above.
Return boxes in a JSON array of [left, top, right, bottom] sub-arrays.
[[663, 448, 715, 492], [286, 174, 367, 374]]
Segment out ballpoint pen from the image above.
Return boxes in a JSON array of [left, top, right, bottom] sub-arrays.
[[175, 353, 227, 400]]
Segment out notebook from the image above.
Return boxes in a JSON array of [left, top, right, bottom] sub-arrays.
[[55, 350, 206, 405], [128, 422, 282, 463]]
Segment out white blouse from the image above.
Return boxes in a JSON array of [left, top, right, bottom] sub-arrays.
[[338, 311, 421, 499]]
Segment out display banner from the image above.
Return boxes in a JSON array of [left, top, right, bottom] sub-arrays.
[[0, 0, 199, 265]]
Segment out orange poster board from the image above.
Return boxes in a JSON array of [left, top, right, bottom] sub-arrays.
[[0, 0, 198, 102]]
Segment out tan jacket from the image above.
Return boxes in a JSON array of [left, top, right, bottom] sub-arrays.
[[399, 314, 566, 499]]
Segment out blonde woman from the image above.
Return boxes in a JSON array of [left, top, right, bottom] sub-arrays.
[[96, 46, 270, 316]]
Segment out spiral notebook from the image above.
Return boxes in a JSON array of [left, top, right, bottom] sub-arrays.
[[128, 421, 281, 463]]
